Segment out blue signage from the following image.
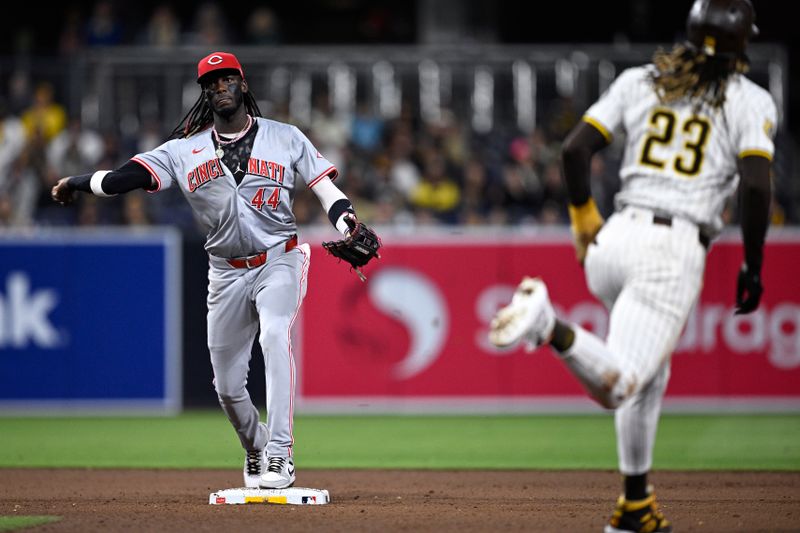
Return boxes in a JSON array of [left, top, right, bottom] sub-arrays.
[[0, 228, 182, 414]]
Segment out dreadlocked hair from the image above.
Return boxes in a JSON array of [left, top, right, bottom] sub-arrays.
[[650, 43, 749, 112], [169, 92, 263, 139]]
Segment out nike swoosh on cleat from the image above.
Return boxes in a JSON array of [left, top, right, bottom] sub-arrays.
[[192, 147, 206, 154]]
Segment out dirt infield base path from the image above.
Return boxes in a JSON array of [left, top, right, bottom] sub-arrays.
[[1, 469, 798, 532]]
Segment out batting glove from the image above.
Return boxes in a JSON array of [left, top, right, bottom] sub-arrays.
[[567, 198, 604, 265], [735, 263, 763, 315]]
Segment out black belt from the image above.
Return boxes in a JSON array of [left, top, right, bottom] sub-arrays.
[[652, 215, 710, 250]]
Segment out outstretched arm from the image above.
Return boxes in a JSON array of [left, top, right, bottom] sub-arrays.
[[560, 120, 610, 264], [51, 160, 156, 205], [734, 154, 772, 314]]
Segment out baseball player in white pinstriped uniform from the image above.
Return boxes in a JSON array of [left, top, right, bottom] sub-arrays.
[[52, 51, 378, 490], [489, 1, 775, 531]]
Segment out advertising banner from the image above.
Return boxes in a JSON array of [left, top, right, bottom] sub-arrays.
[[0, 229, 182, 414], [299, 231, 800, 412]]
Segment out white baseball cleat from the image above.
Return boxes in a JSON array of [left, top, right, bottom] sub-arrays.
[[243, 448, 267, 488], [489, 276, 556, 351], [259, 456, 296, 489]]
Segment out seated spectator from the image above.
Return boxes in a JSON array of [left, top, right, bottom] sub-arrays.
[[140, 5, 181, 47], [410, 151, 461, 224], [0, 98, 26, 194], [539, 161, 568, 223], [538, 200, 563, 226], [21, 82, 67, 143], [459, 157, 490, 222], [310, 90, 350, 177], [528, 126, 558, 169], [59, 7, 86, 56], [184, 1, 230, 46], [13, 129, 53, 225], [501, 136, 542, 222], [47, 118, 104, 178], [86, 0, 125, 47], [246, 6, 281, 45], [351, 100, 384, 153], [386, 121, 421, 200], [427, 109, 468, 167], [7, 70, 32, 116]]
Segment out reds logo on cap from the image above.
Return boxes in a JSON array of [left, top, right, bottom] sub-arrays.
[[197, 51, 244, 83]]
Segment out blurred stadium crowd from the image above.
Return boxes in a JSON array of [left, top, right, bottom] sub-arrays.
[[0, 0, 793, 237]]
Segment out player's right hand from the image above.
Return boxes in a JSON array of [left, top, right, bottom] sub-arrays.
[[51, 177, 75, 206]]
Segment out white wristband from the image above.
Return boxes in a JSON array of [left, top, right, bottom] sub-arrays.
[[335, 213, 350, 236], [89, 170, 114, 197]]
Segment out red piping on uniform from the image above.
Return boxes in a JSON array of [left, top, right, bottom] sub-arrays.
[[131, 157, 162, 192], [308, 166, 338, 188], [286, 245, 309, 455]]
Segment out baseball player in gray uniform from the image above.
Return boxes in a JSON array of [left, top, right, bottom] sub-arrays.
[[52, 51, 379, 490], [489, 1, 775, 531]]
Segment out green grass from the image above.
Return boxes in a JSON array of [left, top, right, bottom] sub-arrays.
[[0, 516, 60, 532], [1, 412, 798, 470]]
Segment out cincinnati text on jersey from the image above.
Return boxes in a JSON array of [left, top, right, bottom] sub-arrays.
[[247, 157, 286, 184], [187, 157, 286, 192], [187, 158, 225, 192]]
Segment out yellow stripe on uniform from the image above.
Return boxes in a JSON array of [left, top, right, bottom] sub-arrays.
[[582, 116, 613, 143], [738, 149, 772, 161]]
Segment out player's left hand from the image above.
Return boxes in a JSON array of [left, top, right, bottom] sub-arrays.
[[322, 214, 381, 282], [735, 263, 762, 314], [51, 177, 76, 206]]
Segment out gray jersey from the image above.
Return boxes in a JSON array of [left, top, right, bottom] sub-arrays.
[[132, 117, 337, 257]]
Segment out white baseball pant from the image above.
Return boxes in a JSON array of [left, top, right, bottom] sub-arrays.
[[563, 205, 706, 474]]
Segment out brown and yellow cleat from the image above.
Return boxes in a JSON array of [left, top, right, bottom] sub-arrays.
[[604, 491, 672, 533]]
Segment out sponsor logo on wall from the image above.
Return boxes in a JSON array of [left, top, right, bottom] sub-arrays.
[[0, 272, 61, 349]]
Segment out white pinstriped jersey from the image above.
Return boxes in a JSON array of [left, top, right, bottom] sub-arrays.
[[584, 65, 777, 236], [132, 117, 337, 258]]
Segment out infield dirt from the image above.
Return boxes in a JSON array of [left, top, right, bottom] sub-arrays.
[[1, 469, 798, 532]]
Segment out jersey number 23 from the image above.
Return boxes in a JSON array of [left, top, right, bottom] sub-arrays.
[[639, 108, 711, 177]]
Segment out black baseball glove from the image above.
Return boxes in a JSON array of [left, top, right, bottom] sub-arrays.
[[322, 215, 381, 281]]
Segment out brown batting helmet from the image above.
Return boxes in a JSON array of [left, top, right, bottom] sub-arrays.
[[686, 0, 758, 57]]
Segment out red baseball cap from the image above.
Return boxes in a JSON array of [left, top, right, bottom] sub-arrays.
[[197, 52, 244, 83]]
